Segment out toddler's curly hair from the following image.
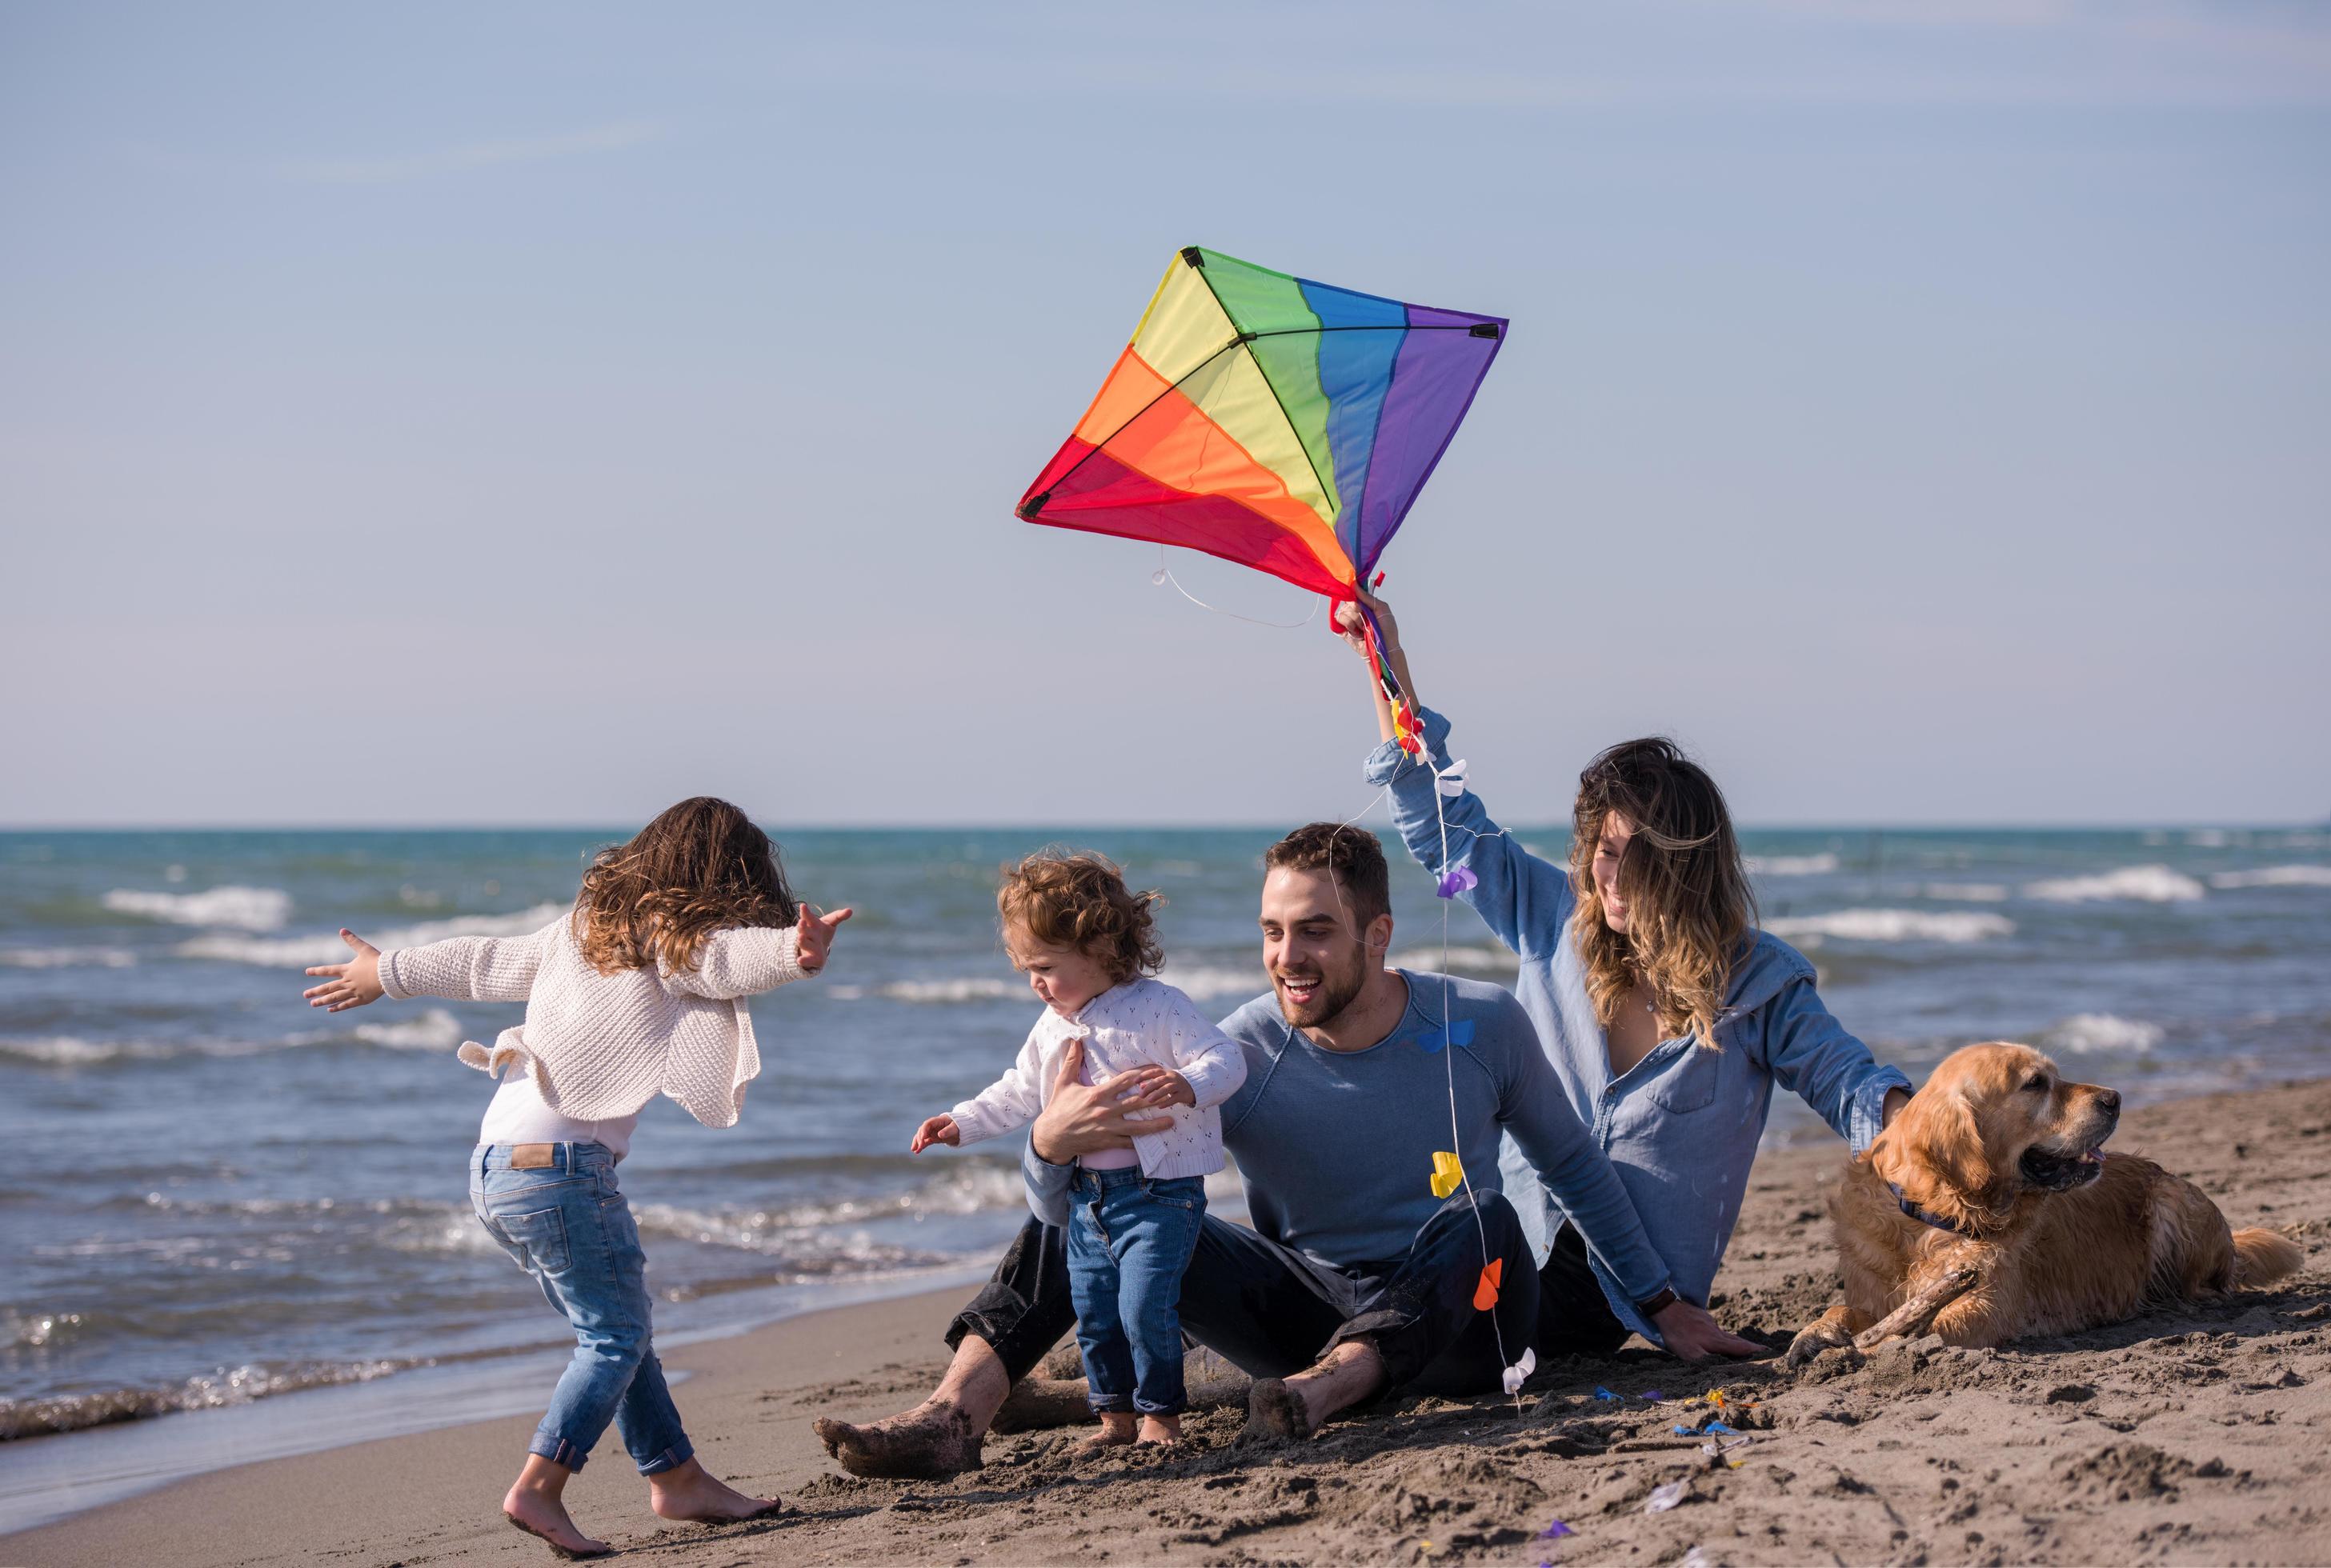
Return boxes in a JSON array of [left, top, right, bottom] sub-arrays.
[[996, 849, 1163, 983]]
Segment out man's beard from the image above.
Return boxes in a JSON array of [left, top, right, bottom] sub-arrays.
[[1272, 946, 1372, 1030]]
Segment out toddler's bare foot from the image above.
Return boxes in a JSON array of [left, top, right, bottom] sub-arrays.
[[647, 1456, 781, 1523], [1137, 1414, 1181, 1446], [814, 1402, 981, 1479], [503, 1478, 611, 1560], [1083, 1412, 1138, 1448]]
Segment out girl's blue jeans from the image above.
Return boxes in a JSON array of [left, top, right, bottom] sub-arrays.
[[470, 1142, 692, 1474], [1065, 1166, 1206, 1418]]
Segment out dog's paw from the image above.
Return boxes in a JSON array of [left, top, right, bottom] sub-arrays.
[[1784, 1323, 1852, 1370]]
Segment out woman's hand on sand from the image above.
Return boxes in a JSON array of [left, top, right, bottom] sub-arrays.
[[1112, 1063, 1196, 1109], [302, 930, 384, 1012], [795, 905, 854, 974], [1653, 1299, 1765, 1362], [1029, 1038, 1172, 1165], [910, 1114, 960, 1154]]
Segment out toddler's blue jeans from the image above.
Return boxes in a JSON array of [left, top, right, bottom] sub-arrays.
[[1065, 1166, 1206, 1418], [470, 1142, 692, 1474]]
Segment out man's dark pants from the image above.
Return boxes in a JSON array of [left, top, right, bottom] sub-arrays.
[[947, 1190, 1627, 1398]]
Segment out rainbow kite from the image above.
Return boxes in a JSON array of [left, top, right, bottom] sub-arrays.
[[1015, 247, 1506, 748]]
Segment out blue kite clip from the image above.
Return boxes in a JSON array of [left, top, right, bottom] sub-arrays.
[[1593, 1386, 1619, 1402], [1418, 1019, 1473, 1055]]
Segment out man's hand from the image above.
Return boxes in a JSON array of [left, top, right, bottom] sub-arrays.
[[795, 905, 854, 974], [1028, 1038, 1174, 1165], [910, 1114, 961, 1154], [1654, 1298, 1764, 1362], [302, 930, 384, 1012], [1112, 1064, 1196, 1109], [1881, 1086, 1911, 1129]]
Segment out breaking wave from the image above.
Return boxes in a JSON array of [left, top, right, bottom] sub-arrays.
[[1766, 910, 2015, 945], [0, 946, 137, 969], [2209, 865, 2331, 890], [1922, 882, 2009, 902], [1390, 945, 1516, 975], [103, 886, 292, 931], [180, 903, 567, 966], [1746, 853, 1839, 876], [0, 1358, 416, 1441], [2046, 1013, 2167, 1054], [2023, 866, 2206, 903]]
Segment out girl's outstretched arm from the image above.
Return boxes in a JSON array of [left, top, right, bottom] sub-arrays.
[[666, 906, 852, 999], [358, 919, 560, 1003]]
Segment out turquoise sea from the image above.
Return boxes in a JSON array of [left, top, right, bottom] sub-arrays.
[[3, 824, 2328, 1518]]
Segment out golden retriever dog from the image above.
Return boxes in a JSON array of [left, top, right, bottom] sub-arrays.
[[1788, 1042, 2301, 1360]]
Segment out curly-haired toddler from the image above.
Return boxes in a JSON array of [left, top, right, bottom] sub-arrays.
[[910, 850, 1244, 1446]]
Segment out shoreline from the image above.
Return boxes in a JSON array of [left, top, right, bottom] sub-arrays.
[[0, 1263, 989, 1538], [8, 1076, 2328, 1566]]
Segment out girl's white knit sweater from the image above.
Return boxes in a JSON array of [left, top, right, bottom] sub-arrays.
[[378, 914, 807, 1126]]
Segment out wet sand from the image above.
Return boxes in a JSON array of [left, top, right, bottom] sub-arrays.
[[8, 1077, 2328, 1566]]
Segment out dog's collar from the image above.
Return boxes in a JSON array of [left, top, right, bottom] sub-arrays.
[[1888, 1182, 1973, 1236]]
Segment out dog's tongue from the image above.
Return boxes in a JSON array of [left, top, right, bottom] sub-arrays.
[[2081, 1146, 2107, 1165]]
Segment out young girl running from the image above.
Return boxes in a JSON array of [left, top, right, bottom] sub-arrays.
[[301, 797, 851, 1559], [910, 850, 1244, 1448]]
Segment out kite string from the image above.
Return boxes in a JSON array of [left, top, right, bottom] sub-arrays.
[[1432, 754, 1519, 1407], [1153, 546, 1323, 630]]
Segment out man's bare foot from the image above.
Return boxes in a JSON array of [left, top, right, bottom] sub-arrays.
[[647, 1456, 781, 1523], [504, 1462, 610, 1560], [814, 1403, 981, 1480], [1137, 1414, 1180, 1446], [1083, 1412, 1138, 1448], [1243, 1378, 1312, 1441], [1245, 1338, 1385, 1441]]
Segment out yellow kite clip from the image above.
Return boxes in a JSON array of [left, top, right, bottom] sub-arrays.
[[1429, 1150, 1464, 1199]]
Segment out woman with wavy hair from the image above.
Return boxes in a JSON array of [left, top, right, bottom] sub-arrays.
[[1339, 594, 1912, 1361]]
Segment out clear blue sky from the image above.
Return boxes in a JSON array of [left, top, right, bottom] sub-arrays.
[[3, 2, 2325, 827]]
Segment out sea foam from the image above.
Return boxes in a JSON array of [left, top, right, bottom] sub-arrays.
[[1746, 853, 1839, 876], [1766, 910, 2015, 945], [103, 886, 292, 931], [0, 946, 138, 969], [2046, 1013, 2167, 1054], [2024, 866, 2206, 903], [180, 902, 567, 966], [2210, 865, 2331, 890]]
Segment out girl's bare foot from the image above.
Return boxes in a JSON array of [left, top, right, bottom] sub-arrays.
[[1083, 1412, 1138, 1448], [647, 1455, 781, 1523], [504, 1458, 611, 1560], [1137, 1414, 1181, 1446]]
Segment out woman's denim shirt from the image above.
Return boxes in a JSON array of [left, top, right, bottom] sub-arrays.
[[1367, 706, 1911, 1346]]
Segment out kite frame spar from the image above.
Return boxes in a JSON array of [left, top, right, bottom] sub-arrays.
[[1016, 245, 1508, 756]]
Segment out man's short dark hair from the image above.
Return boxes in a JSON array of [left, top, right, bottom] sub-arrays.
[[1264, 822, 1392, 927]]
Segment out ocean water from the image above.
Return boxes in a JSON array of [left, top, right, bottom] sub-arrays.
[[4, 825, 2329, 1459]]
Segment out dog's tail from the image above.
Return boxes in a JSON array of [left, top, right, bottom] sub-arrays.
[[2231, 1226, 2303, 1287]]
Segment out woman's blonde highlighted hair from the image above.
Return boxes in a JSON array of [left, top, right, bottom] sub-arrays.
[[997, 849, 1163, 983], [573, 797, 799, 977], [1566, 738, 1756, 1050]]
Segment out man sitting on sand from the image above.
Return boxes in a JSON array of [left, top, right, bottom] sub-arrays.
[[815, 824, 1755, 1477]]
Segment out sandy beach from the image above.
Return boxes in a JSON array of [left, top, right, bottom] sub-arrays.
[[7, 1075, 2328, 1568]]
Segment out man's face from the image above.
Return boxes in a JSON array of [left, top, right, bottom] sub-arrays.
[[1258, 865, 1388, 1029]]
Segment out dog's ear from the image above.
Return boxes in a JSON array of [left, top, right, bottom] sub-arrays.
[[1871, 1088, 2001, 1225]]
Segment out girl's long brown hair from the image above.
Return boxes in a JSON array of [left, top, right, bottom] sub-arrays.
[[1566, 738, 1756, 1050], [573, 798, 799, 976]]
